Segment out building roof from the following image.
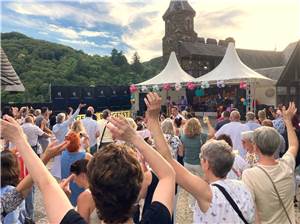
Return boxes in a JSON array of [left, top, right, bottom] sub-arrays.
[[137, 51, 195, 86], [180, 41, 286, 69], [255, 66, 285, 81], [196, 43, 275, 86], [163, 0, 195, 19], [1, 48, 25, 92]]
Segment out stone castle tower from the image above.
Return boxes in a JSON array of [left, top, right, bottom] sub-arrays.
[[162, 0, 198, 64]]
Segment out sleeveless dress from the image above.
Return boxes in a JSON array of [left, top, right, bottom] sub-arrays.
[[61, 150, 86, 206]]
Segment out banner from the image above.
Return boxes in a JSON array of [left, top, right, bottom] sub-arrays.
[[76, 110, 131, 120]]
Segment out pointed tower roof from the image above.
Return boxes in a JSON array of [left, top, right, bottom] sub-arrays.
[[163, 0, 195, 19], [137, 51, 195, 86], [196, 43, 275, 86], [1, 48, 25, 92]]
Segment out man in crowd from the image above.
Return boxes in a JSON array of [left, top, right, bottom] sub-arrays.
[[87, 106, 97, 121], [21, 115, 51, 221], [215, 110, 250, 158], [272, 109, 286, 135], [97, 109, 113, 151], [35, 107, 52, 151], [170, 106, 184, 120], [215, 110, 230, 131], [242, 102, 298, 224], [81, 109, 100, 154], [52, 103, 85, 179], [245, 111, 261, 131]]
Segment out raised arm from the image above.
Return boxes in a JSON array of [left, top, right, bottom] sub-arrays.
[[282, 102, 299, 158], [145, 93, 211, 210], [107, 116, 175, 215], [1, 116, 73, 223], [64, 103, 86, 126]]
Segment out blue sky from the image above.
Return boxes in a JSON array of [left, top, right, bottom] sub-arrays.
[[1, 0, 300, 61]]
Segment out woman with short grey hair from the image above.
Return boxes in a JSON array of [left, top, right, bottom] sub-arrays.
[[145, 92, 255, 224]]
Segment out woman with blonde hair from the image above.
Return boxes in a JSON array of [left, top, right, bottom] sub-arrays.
[[71, 120, 90, 152], [180, 117, 215, 209]]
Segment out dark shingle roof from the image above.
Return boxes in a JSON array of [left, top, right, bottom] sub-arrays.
[[181, 41, 286, 69], [255, 66, 285, 81], [237, 49, 284, 69], [1, 48, 25, 92]]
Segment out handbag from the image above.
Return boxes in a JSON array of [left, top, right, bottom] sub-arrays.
[[256, 166, 292, 224], [212, 183, 249, 224], [98, 123, 107, 150]]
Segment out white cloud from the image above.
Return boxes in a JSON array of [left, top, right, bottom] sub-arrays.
[[79, 30, 110, 38], [48, 24, 80, 39], [4, 0, 299, 61], [58, 38, 100, 47]]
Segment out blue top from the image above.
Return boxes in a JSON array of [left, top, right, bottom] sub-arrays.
[[180, 133, 207, 165], [0, 185, 26, 224], [61, 150, 86, 206]]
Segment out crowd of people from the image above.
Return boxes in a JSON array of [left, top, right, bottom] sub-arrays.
[[1, 93, 300, 224]]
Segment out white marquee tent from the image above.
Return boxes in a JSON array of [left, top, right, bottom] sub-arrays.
[[133, 51, 196, 113], [137, 51, 196, 86], [196, 43, 277, 111], [196, 43, 276, 86]]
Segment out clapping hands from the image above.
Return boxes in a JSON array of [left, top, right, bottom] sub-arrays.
[[144, 92, 162, 121], [282, 102, 297, 122], [107, 116, 138, 143], [1, 115, 25, 143]]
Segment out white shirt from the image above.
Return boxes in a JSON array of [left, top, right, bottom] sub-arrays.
[[193, 179, 255, 224], [21, 123, 44, 146], [227, 154, 249, 180], [51, 107, 80, 179], [215, 122, 250, 158], [81, 117, 100, 147]]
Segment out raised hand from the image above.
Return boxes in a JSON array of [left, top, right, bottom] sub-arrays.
[[59, 174, 74, 198], [43, 140, 70, 160], [144, 92, 162, 121], [0, 115, 25, 143], [79, 103, 86, 109], [107, 116, 138, 143], [282, 102, 297, 122]]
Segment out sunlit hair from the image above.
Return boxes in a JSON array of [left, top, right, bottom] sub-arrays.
[[65, 131, 81, 152], [71, 120, 87, 134], [161, 118, 175, 136], [87, 143, 143, 224], [184, 118, 202, 137]]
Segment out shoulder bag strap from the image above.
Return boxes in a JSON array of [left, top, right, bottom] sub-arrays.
[[256, 166, 292, 224], [98, 122, 107, 150], [212, 183, 249, 224]]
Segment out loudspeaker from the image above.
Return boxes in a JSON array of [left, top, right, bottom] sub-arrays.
[[81, 87, 94, 99], [51, 86, 68, 100], [67, 86, 81, 99], [95, 86, 112, 97]]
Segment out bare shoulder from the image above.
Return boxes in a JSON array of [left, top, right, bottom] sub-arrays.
[[78, 190, 94, 204]]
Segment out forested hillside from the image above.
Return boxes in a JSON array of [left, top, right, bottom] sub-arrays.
[[1, 32, 162, 103]]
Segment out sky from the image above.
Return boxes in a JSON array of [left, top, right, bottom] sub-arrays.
[[1, 0, 300, 62]]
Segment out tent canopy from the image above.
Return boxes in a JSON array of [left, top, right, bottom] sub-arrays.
[[196, 43, 276, 86], [136, 51, 195, 86]]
